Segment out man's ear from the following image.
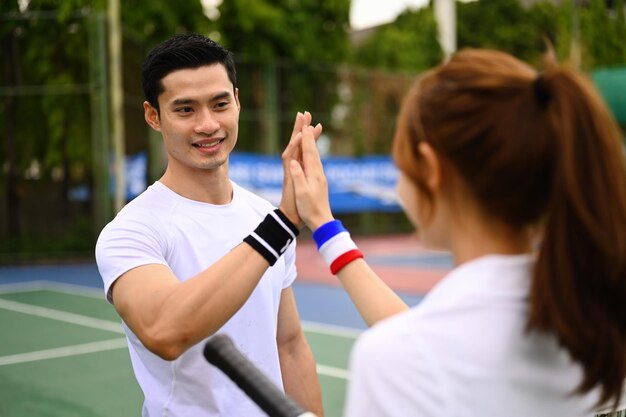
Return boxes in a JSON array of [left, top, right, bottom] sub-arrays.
[[143, 101, 161, 132], [235, 88, 241, 111], [417, 142, 442, 193]]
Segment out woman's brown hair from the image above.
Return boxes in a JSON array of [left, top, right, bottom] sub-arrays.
[[393, 48, 626, 408]]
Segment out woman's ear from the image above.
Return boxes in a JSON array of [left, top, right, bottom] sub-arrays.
[[417, 142, 441, 193], [143, 101, 161, 132]]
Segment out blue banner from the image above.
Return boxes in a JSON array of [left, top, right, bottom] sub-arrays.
[[230, 152, 401, 213], [108, 151, 148, 200]]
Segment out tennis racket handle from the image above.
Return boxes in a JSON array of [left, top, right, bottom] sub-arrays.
[[204, 334, 317, 417]]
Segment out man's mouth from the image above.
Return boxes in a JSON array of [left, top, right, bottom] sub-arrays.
[[193, 139, 224, 148]]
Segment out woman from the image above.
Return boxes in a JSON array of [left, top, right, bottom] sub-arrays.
[[285, 49, 626, 416]]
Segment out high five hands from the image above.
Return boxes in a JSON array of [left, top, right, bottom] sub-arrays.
[[279, 112, 334, 232], [279, 112, 322, 228]]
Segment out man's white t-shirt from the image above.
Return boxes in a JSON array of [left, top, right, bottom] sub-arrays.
[[96, 181, 296, 417], [345, 254, 600, 417]]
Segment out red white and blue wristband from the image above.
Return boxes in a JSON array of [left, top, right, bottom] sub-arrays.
[[312, 220, 364, 275]]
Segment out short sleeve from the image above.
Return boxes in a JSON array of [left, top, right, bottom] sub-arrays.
[[344, 314, 451, 417], [281, 240, 297, 289], [95, 215, 169, 303]]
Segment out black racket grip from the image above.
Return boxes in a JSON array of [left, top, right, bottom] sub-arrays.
[[204, 334, 316, 417]]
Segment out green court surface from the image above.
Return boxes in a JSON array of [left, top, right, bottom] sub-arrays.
[[0, 283, 357, 417]]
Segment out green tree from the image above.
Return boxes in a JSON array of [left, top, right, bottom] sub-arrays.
[[457, 0, 625, 70], [121, 0, 212, 49], [0, 0, 213, 256], [1, 0, 213, 180], [217, 0, 349, 65], [341, 4, 441, 156], [351, 6, 442, 72], [580, 0, 626, 68], [216, 0, 351, 152], [2, 1, 97, 245], [457, 0, 549, 63]]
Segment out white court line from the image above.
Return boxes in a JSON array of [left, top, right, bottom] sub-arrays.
[[0, 338, 128, 367], [0, 280, 102, 298], [0, 280, 54, 294], [0, 281, 363, 338], [36, 281, 103, 299], [301, 321, 361, 339], [317, 364, 350, 380], [0, 282, 355, 378], [0, 298, 124, 334]]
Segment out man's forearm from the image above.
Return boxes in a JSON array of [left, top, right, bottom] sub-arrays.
[[279, 332, 325, 417]]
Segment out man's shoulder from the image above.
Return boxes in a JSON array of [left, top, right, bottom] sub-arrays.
[[95, 185, 172, 260], [104, 184, 173, 229], [232, 181, 276, 212]]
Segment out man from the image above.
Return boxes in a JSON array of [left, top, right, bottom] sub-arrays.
[[95, 33, 324, 417]]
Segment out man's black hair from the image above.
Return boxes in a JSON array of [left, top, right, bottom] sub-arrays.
[[141, 33, 237, 113]]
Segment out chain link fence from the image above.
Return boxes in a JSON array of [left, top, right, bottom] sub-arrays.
[[1, 12, 417, 262]]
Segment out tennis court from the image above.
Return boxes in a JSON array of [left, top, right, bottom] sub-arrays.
[[0, 235, 450, 417]]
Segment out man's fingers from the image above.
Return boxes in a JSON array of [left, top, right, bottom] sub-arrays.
[[283, 132, 303, 161], [290, 112, 303, 138], [289, 159, 307, 191], [291, 111, 318, 137]]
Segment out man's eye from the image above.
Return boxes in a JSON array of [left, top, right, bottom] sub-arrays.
[[176, 107, 193, 113], [216, 102, 229, 109]]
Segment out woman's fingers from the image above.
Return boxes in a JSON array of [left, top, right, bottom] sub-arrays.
[[280, 112, 322, 227], [301, 126, 324, 172], [312, 122, 323, 139], [303, 111, 312, 128], [285, 113, 320, 165], [289, 136, 333, 230]]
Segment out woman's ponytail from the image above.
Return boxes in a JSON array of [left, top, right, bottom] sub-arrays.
[[394, 49, 626, 407], [528, 66, 626, 409]]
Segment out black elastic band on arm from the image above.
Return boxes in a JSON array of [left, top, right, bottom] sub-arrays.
[[243, 209, 299, 266]]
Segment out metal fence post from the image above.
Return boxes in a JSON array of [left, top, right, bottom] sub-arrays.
[[89, 12, 112, 233]]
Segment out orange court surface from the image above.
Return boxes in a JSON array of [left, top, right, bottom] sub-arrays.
[[295, 233, 453, 296]]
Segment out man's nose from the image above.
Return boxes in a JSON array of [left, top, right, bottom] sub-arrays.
[[195, 109, 219, 134]]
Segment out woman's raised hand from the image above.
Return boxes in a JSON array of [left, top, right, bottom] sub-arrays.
[[279, 112, 322, 227], [288, 125, 334, 231]]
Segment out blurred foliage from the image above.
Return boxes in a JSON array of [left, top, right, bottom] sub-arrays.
[[351, 0, 626, 72], [580, 0, 626, 68], [456, 0, 626, 69], [0, 0, 214, 257], [120, 0, 213, 49], [217, 0, 350, 64], [1, 0, 213, 184], [457, 0, 541, 62], [216, 0, 351, 151], [1, 0, 625, 258], [345, 0, 626, 155], [343, 3, 442, 156], [351, 5, 443, 72]]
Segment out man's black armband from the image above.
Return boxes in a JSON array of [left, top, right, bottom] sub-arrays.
[[243, 209, 299, 265]]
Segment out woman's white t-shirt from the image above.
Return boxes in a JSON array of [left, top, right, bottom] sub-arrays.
[[345, 254, 599, 417]]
